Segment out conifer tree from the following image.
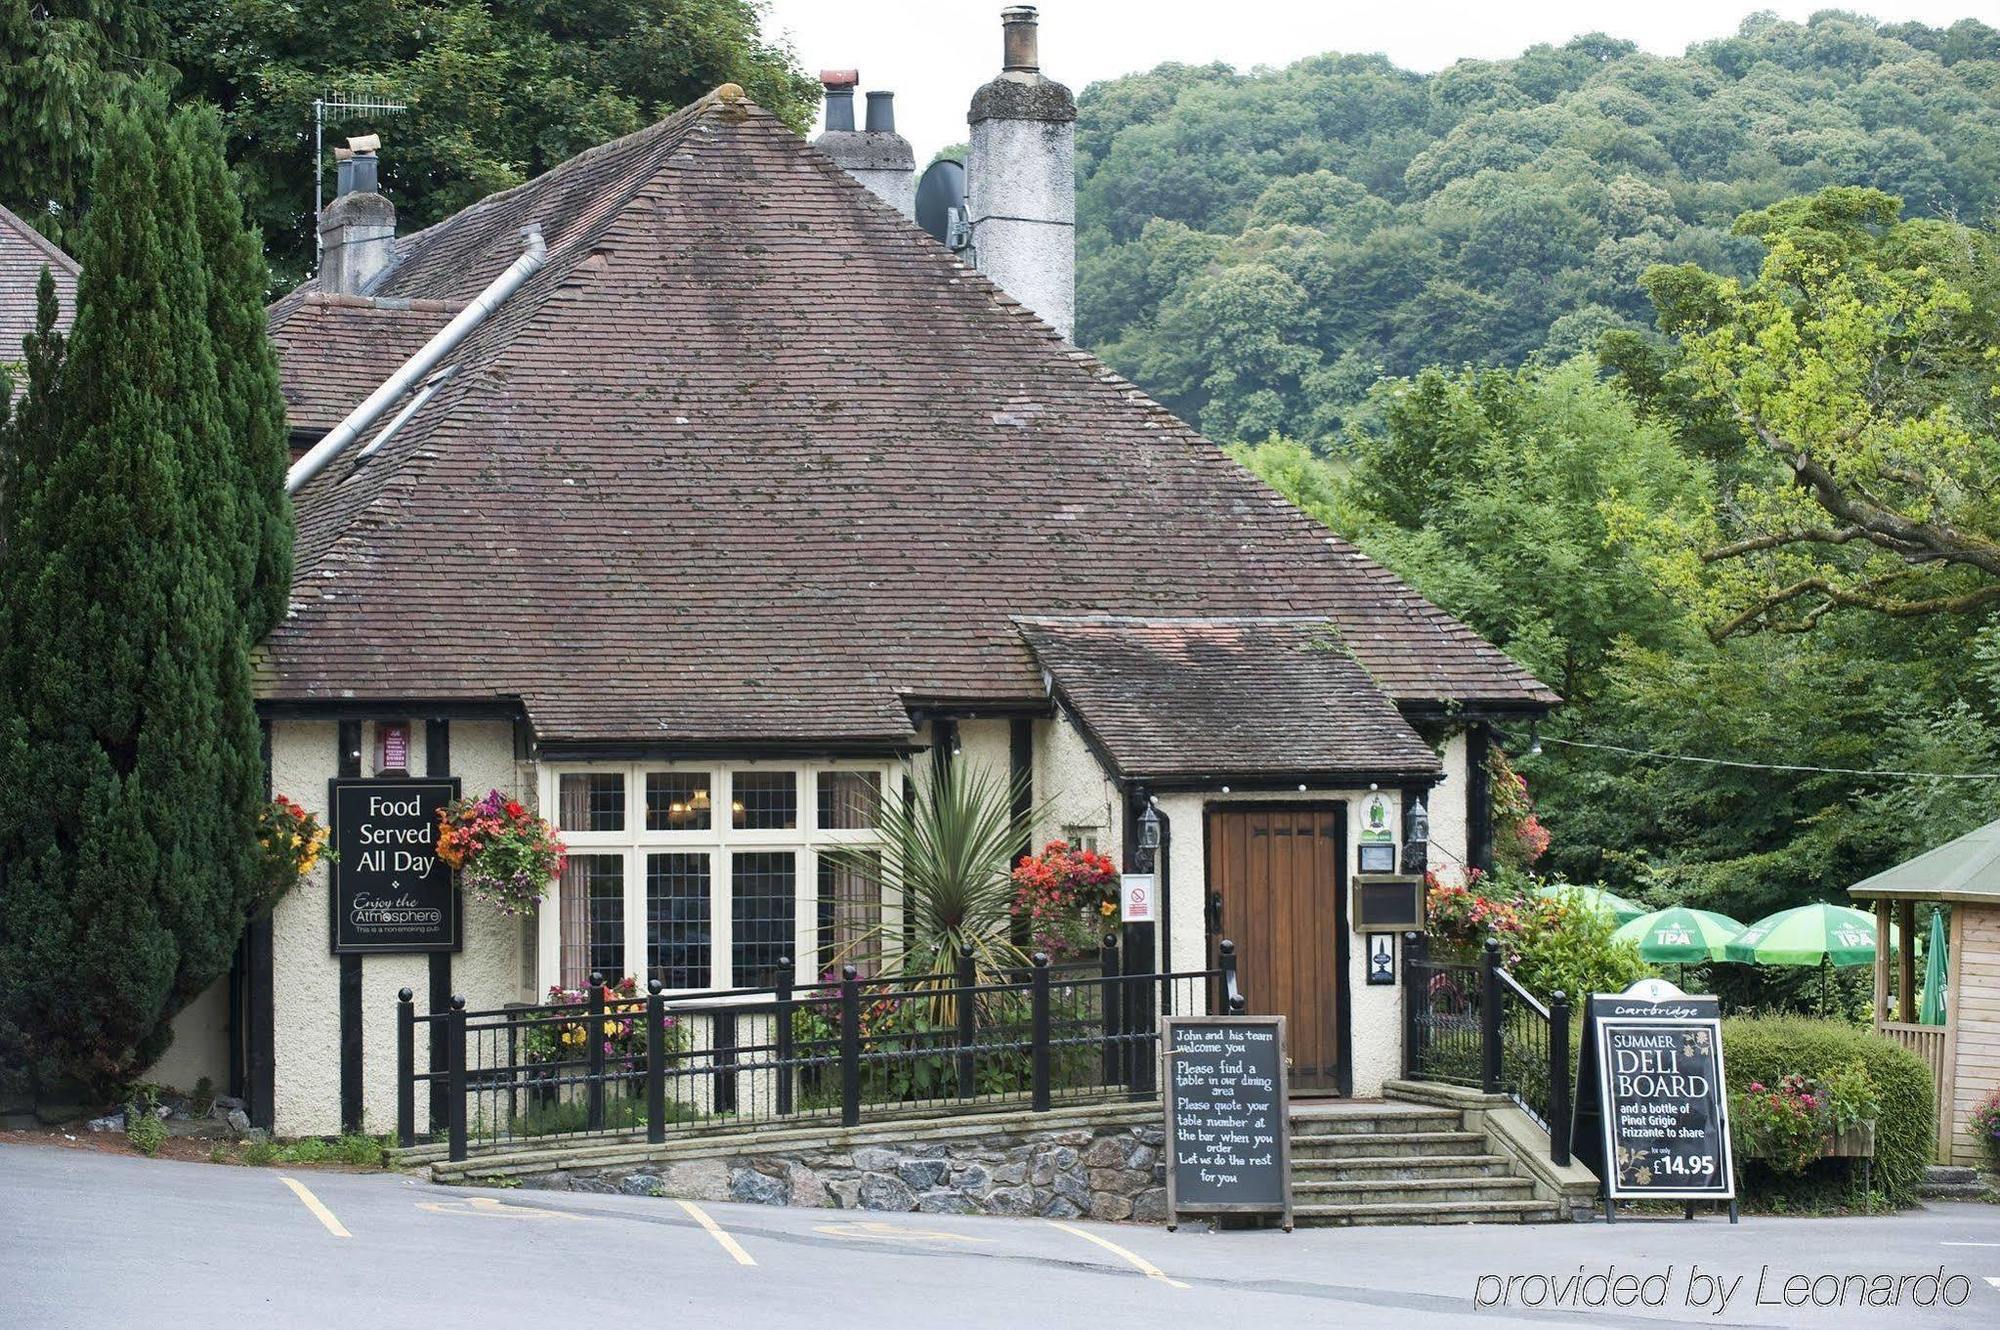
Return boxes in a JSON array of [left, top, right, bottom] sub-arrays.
[[0, 89, 289, 1101]]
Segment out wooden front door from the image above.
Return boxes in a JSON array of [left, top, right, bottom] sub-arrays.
[[1206, 805, 1349, 1093]]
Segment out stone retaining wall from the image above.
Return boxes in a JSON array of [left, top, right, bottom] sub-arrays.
[[518, 1120, 1168, 1222]]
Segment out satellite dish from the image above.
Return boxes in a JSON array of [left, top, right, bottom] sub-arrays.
[[917, 158, 971, 252]]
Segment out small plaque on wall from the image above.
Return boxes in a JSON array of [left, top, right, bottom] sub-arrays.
[[1367, 933, 1396, 985]]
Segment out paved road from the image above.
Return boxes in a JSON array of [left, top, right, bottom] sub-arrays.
[[3, 1142, 1998, 1328]]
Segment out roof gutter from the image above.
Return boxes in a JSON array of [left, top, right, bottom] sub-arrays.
[[286, 223, 547, 494]]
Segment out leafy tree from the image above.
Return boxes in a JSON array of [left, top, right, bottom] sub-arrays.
[[1615, 186, 2000, 639], [0, 0, 166, 246], [153, 0, 819, 286], [0, 90, 289, 1102]]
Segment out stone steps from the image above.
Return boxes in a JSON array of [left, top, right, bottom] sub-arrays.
[[1920, 1165, 1997, 1202], [1288, 1105, 1462, 1136], [1284, 1097, 1574, 1226], [1293, 1197, 1562, 1227], [1291, 1153, 1515, 1182], [1295, 1174, 1536, 1205], [1291, 1129, 1491, 1159]]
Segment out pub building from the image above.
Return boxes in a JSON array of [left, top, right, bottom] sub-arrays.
[[157, 8, 1556, 1136]]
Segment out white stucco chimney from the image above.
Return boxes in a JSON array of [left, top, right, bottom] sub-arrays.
[[814, 71, 917, 219], [317, 136, 397, 295], [967, 5, 1075, 339]]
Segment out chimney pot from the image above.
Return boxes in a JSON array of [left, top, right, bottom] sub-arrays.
[[864, 91, 896, 134], [319, 137, 396, 293], [1001, 5, 1040, 74]]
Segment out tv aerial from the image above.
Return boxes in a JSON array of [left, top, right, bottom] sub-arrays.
[[312, 90, 408, 269], [917, 158, 971, 254]]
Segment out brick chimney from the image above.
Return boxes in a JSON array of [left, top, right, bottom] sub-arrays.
[[967, 6, 1075, 339], [813, 71, 917, 219], [317, 135, 397, 294]]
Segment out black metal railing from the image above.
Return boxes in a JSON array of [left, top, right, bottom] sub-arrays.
[[400, 936, 1242, 1162], [1402, 932, 1570, 1167]]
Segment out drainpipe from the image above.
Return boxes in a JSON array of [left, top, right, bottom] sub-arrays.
[[286, 224, 548, 494]]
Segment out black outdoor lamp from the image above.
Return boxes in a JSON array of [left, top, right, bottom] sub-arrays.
[[1408, 797, 1430, 846], [1137, 801, 1161, 853]]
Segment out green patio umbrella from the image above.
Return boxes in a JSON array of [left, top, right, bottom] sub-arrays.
[[1536, 883, 1647, 924], [1613, 907, 1746, 963], [1919, 909, 1948, 1026], [1725, 903, 1882, 966]]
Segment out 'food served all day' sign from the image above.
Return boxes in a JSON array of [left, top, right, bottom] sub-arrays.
[[328, 777, 460, 954]]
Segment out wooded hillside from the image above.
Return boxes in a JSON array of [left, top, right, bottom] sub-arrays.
[[1076, 12, 2000, 445]]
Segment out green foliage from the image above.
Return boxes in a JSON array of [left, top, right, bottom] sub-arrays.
[[207, 1144, 232, 1164], [1721, 1016, 1933, 1207], [0, 90, 291, 1102], [125, 1112, 165, 1157], [190, 1076, 215, 1119], [823, 761, 1038, 989], [1506, 880, 1651, 1004], [157, 0, 819, 286], [0, 1, 166, 248], [241, 1140, 276, 1166], [1078, 13, 2000, 445], [1612, 186, 2000, 639], [1237, 358, 1706, 703]]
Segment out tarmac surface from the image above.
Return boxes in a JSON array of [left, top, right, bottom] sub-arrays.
[[3, 1141, 1998, 1328]]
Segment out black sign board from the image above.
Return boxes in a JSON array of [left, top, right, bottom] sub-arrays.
[[1572, 980, 1734, 1214], [1162, 1015, 1293, 1230], [329, 777, 460, 954]]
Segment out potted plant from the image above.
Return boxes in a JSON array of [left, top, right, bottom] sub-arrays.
[[435, 789, 565, 916]]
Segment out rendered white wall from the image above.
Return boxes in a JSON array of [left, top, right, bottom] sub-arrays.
[[144, 976, 230, 1096], [1427, 731, 1473, 885], [268, 716, 528, 1137]]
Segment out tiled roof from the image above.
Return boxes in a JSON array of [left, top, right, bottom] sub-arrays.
[[0, 203, 78, 401], [1017, 616, 1443, 782], [266, 291, 460, 434], [264, 90, 1556, 748]]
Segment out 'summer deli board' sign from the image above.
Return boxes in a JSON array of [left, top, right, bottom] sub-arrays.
[[1162, 1015, 1294, 1230], [1571, 979, 1735, 1213], [328, 777, 460, 954]]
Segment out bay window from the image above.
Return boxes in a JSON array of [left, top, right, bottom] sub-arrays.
[[546, 763, 893, 993]]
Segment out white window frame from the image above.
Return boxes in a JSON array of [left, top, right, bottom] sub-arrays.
[[538, 760, 897, 996]]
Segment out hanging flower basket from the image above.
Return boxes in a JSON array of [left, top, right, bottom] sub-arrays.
[[256, 794, 332, 913], [1010, 840, 1120, 959], [436, 789, 565, 917]]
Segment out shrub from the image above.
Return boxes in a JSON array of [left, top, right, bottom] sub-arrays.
[[1506, 884, 1649, 1005], [1722, 1016, 1933, 1207], [1971, 1089, 2000, 1171], [243, 1140, 276, 1166], [334, 1133, 386, 1167], [126, 1114, 166, 1157], [190, 1075, 216, 1119], [208, 1145, 233, 1165], [282, 1137, 330, 1164]]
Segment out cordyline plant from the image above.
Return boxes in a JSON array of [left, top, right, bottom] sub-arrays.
[[823, 759, 1043, 1024]]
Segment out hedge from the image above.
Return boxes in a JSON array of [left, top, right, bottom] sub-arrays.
[[1721, 1016, 1934, 1208]]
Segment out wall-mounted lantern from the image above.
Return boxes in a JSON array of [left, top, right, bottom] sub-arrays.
[[1137, 801, 1161, 852]]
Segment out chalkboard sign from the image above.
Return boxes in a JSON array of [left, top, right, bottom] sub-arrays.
[[1161, 1015, 1293, 1230], [1572, 979, 1734, 1213], [329, 777, 460, 954]]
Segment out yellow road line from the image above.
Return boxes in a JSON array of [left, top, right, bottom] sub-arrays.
[[279, 1175, 351, 1239], [1044, 1220, 1188, 1290], [676, 1199, 756, 1266]]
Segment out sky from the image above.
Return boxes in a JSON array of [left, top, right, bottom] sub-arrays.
[[759, 1, 1986, 164]]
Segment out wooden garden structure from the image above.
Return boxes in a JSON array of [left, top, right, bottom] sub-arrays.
[[1849, 818, 2000, 1167]]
